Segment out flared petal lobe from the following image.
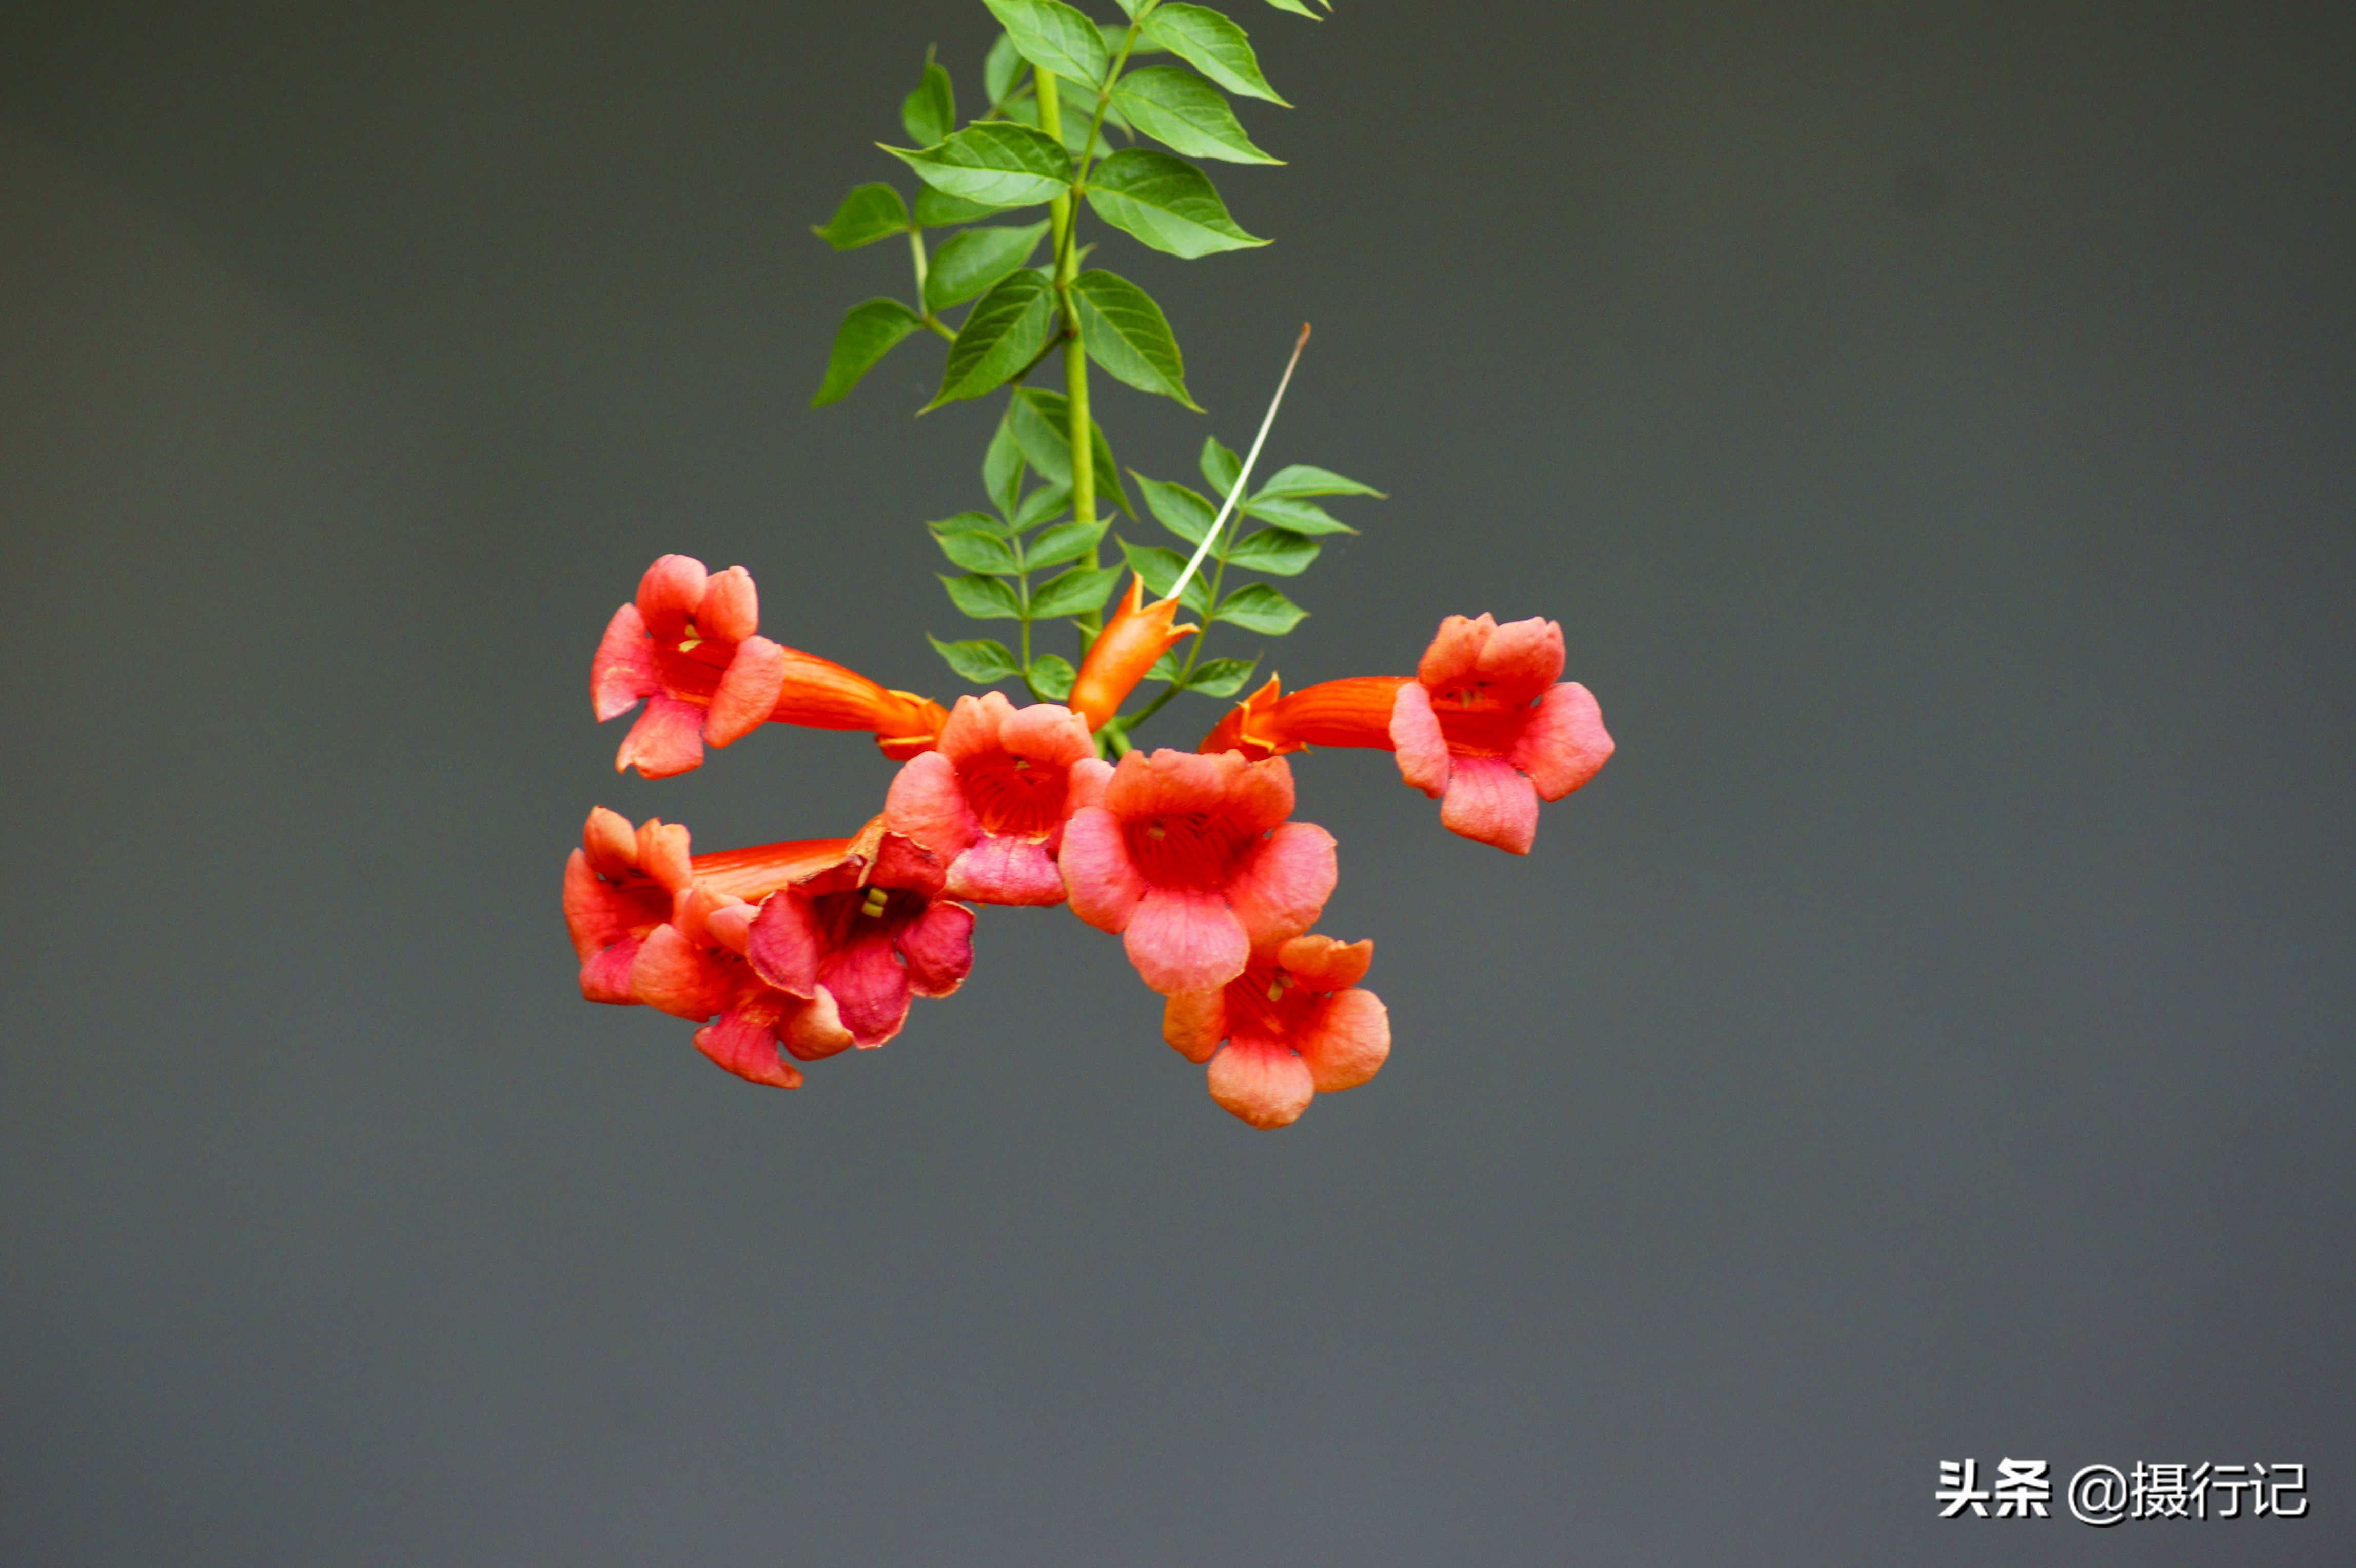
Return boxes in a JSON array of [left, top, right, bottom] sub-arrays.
[[743, 834, 975, 1049]]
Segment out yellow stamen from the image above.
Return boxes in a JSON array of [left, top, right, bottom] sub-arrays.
[[859, 887, 890, 919]]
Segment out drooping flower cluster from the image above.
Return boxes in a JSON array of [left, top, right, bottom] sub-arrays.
[[566, 555, 1612, 1128]]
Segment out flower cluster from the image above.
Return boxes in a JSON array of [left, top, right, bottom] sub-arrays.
[[567, 553, 1613, 1128]]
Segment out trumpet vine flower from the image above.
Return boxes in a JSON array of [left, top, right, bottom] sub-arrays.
[[883, 692, 1100, 905], [1162, 934, 1391, 1129], [1068, 574, 1198, 731], [1059, 748, 1336, 995], [593, 553, 948, 778]]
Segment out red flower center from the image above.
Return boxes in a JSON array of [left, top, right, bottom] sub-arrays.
[[1431, 684, 1535, 757], [962, 752, 1069, 839], [1223, 964, 1321, 1042], [1123, 810, 1255, 889], [806, 885, 930, 956]]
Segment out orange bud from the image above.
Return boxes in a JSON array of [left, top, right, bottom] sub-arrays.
[[1069, 575, 1198, 731]]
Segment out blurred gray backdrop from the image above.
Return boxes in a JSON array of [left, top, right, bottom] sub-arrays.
[[2, 2, 2350, 1562]]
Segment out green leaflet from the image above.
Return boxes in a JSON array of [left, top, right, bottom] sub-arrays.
[[1241, 493, 1354, 535], [813, 183, 911, 250], [927, 270, 1059, 409], [1112, 66, 1281, 165], [930, 521, 1021, 575], [1222, 525, 1319, 575], [1013, 481, 1073, 531], [812, 298, 923, 406], [1140, 4, 1290, 106], [1116, 539, 1214, 615], [984, 417, 1025, 521], [941, 573, 1024, 619], [1071, 270, 1200, 408], [930, 635, 1022, 682], [883, 122, 1071, 208], [1010, 388, 1134, 516], [1026, 654, 1077, 701], [1134, 472, 1216, 545], [1262, 0, 1328, 18], [984, 32, 1027, 106], [1028, 565, 1123, 619], [1145, 650, 1260, 695], [1253, 462, 1384, 499], [1213, 582, 1306, 633], [925, 221, 1052, 311], [1027, 518, 1107, 569], [901, 58, 956, 148], [1084, 149, 1268, 259], [984, 0, 1111, 87], [916, 187, 1018, 228], [1199, 435, 1243, 497]]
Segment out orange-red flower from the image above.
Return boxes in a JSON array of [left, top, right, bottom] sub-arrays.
[[1059, 748, 1336, 994], [883, 692, 1097, 905], [1198, 616, 1613, 855], [742, 830, 975, 1050], [1391, 614, 1613, 854], [1068, 573, 1197, 731], [1162, 934, 1391, 1129], [593, 554, 948, 778], [563, 809, 969, 1088]]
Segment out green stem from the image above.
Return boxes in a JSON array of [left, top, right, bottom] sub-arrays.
[[1034, 71, 1096, 540], [907, 228, 955, 340]]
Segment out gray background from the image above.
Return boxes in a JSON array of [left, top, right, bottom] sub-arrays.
[[3, 1, 2350, 1562]]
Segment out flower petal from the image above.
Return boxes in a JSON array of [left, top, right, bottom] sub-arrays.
[[706, 635, 787, 747], [1065, 756, 1114, 813], [897, 900, 976, 997], [1225, 755, 1296, 837], [1297, 986, 1390, 1092], [1439, 755, 1542, 854], [1058, 807, 1144, 932], [581, 806, 640, 878], [629, 923, 734, 1020], [616, 695, 708, 779], [947, 834, 1067, 906], [745, 893, 826, 997], [696, 564, 759, 643], [591, 603, 658, 721], [635, 819, 693, 894], [1474, 616, 1565, 700], [1513, 681, 1614, 801], [1124, 887, 1250, 995], [564, 849, 633, 959], [822, 930, 915, 1047], [579, 935, 644, 1005], [1206, 1037, 1315, 1129], [936, 691, 1007, 763], [1416, 613, 1494, 689], [884, 750, 981, 859], [781, 986, 855, 1060], [694, 995, 806, 1089], [1277, 934, 1373, 993], [1388, 682, 1450, 798], [1161, 988, 1227, 1064], [1227, 821, 1338, 947], [1105, 748, 1242, 819], [636, 554, 709, 640], [1000, 700, 1094, 767]]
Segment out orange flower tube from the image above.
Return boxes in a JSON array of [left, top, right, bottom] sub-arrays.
[[1068, 574, 1198, 732]]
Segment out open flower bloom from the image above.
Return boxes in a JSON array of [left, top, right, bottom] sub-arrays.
[[1163, 934, 1391, 1129], [593, 553, 949, 778], [743, 829, 976, 1050], [1390, 614, 1613, 854], [883, 692, 1096, 905], [563, 807, 867, 1085], [1068, 573, 1197, 731], [1060, 748, 1337, 995]]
